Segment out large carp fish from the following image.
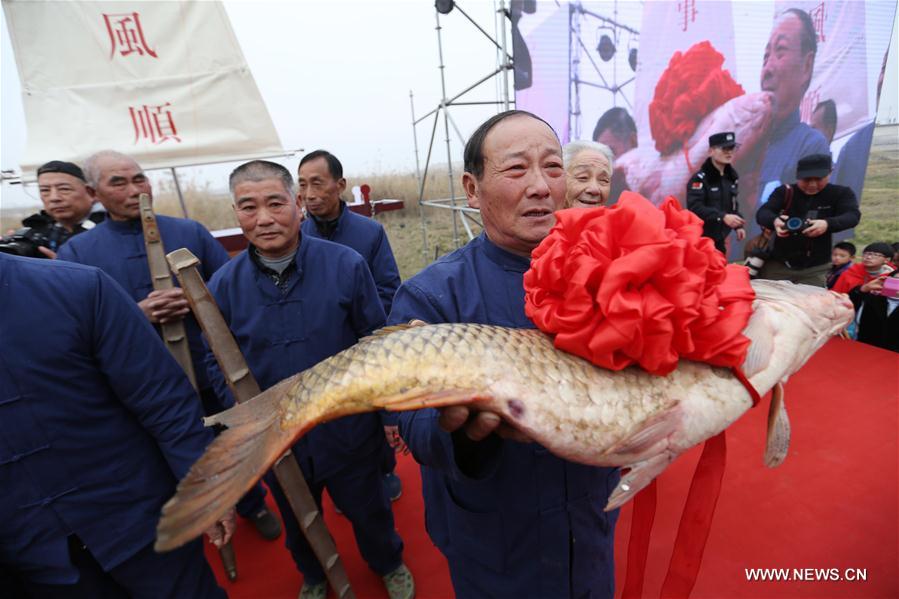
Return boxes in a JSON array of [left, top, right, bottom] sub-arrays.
[[155, 280, 853, 551], [615, 92, 774, 206]]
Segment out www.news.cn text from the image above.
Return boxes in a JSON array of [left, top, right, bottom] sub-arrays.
[[745, 568, 867, 582]]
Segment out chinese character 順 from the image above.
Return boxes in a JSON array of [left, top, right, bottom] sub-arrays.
[[129, 103, 181, 145]]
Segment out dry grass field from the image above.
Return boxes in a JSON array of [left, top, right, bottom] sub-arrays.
[[2, 149, 895, 281]]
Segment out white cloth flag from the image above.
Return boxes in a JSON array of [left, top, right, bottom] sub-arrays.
[[3, 0, 283, 175]]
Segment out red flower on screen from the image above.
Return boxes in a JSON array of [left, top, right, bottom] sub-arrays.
[[649, 41, 745, 155], [524, 192, 755, 376]]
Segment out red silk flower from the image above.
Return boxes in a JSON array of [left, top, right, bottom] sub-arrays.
[[648, 41, 745, 155], [524, 192, 755, 376]]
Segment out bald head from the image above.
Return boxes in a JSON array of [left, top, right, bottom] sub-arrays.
[[84, 150, 151, 221]]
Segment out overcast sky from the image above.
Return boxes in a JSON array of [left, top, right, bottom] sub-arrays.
[[1, 0, 513, 207], [2, 1, 896, 210]]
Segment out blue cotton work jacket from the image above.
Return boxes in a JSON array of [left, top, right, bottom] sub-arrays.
[[0, 255, 211, 584], [387, 233, 620, 599], [205, 235, 387, 480], [301, 202, 401, 314], [57, 216, 230, 391], [756, 110, 830, 209]]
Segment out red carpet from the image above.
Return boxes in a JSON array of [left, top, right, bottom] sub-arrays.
[[205, 338, 898, 598]]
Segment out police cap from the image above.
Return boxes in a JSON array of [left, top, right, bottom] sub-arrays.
[[708, 131, 736, 148]]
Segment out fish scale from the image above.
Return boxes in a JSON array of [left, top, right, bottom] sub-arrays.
[[283, 324, 732, 456]]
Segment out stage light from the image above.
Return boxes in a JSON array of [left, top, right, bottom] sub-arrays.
[[597, 34, 615, 62], [629, 48, 638, 71], [435, 0, 455, 15]]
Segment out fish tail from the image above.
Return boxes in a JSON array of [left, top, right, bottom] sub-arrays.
[[155, 383, 295, 552]]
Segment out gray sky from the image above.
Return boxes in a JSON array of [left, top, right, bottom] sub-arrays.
[[2, 1, 896, 210], [1, 0, 513, 207]]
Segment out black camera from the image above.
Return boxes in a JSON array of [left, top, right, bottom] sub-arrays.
[[744, 246, 771, 278], [784, 209, 818, 236], [0, 227, 53, 258]]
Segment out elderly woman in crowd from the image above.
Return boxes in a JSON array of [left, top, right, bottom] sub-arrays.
[[563, 140, 615, 208]]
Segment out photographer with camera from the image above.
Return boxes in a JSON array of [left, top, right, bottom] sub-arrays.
[[753, 153, 860, 286], [0, 161, 104, 259]]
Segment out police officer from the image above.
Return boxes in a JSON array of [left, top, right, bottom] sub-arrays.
[[686, 131, 746, 254]]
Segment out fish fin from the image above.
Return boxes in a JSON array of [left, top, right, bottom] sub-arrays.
[[599, 402, 681, 463], [203, 377, 296, 429], [373, 387, 488, 411], [360, 321, 429, 342], [764, 382, 790, 468], [605, 453, 673, 511], [155, 384, 294, 552], [741, 306, 774, 379]]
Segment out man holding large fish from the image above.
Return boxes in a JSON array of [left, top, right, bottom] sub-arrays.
[[387, 111, 621, 598], [155, 114, 855, 599]]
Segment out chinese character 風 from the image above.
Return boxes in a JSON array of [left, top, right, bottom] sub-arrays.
[[104, 12, 158, 59]]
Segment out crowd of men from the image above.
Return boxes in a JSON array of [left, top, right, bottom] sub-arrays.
[[1, 10, 895, 591]]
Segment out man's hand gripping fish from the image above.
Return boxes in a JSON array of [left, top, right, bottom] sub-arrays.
[[155, 280, 853, 551]]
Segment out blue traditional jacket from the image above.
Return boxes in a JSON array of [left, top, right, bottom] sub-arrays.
[[205, 235, 388, 480], [58, 215, 230, 391], [0, 255, 211, 584], [757, 110, 830, 210], [388, 233, 620, 599], [302, 202, 401, 314]]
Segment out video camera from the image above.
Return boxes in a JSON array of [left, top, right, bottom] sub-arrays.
[[0, 227, 52, 258]]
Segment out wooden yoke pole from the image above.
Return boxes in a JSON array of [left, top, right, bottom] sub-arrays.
[[167, 248, 356, 599], [139, 194, 198, 388], [138, 195, 238, 581]]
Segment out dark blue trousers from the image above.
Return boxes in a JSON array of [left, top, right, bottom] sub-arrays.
[[266, 451, 403, 585], [19, 536, 225, 599]]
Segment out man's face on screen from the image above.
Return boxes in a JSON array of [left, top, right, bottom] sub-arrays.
[[761, 13, 814, 123]]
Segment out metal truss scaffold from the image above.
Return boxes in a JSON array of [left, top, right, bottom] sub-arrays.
[[410, 0, 514, 266]]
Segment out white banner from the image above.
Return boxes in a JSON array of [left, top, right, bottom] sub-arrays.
[[3, 0, 283, 175]]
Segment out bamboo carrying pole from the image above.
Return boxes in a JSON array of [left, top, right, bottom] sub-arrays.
[[166, 248, 355, 599], [138, 195, 238, 582]]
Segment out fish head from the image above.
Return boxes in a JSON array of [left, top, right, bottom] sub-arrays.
[[727, 92, 775, 161], [750, 280, 854, 377]]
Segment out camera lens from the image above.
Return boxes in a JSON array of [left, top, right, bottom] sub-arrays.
[[785, 216, 805, 232]]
